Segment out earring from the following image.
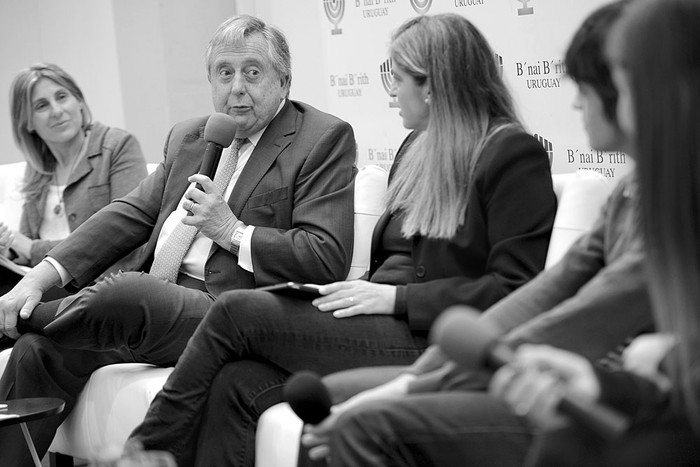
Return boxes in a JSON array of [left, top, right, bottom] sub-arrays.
[[80, 107, 88, 130], [424, 96, 430, 104]]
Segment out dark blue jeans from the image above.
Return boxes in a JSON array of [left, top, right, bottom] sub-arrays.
[[329, 391, 532, 467], [129, 288, 427, 467], [0, 272, 214, 467]]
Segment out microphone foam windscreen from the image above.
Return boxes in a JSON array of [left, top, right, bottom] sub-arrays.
[[204, 112, 237, 147], [283, 370, 332, 425], [430, 305, 497, 369]]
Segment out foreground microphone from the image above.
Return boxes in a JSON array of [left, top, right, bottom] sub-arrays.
[[283, 370, 332, 425], [431, 306, 629, 440], [187, 113, 236, 215]]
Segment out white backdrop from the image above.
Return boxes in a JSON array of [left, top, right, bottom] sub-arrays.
[[312, 0, 631, 180], [0, 0, 632, 181]]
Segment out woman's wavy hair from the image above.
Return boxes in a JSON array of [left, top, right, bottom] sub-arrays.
[[9, 63, 92, 199], [385, 13, 522, 239], [611, 0, 700, 434]]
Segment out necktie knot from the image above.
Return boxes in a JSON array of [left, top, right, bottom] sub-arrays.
[[233, 137, 247, 151]]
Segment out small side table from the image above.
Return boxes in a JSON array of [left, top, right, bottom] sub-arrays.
[[0, 397, 65, 467]]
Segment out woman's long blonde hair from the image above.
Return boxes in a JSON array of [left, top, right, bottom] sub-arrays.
[[386, 14, 522, 239]]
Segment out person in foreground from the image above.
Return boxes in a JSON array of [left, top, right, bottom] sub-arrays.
[[0, 63, 147, 296], [301, 2, 654, 466], [124, 13, 556, 466], [0, 15, 356, 467], [491, 0, 700, 465]]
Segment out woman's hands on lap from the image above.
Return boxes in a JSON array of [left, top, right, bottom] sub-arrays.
[[622, 333, 675, 391], [0, 222, 13, 256], [8, 231, 32, 264], [312, 280, 397, 318], [0, 222, 30, 263], [489, 344, 601, 431]]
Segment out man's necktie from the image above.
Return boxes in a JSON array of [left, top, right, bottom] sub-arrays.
[[149, 138, 246, 283]]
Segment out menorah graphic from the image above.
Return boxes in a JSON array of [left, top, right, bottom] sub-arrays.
[[323, 0, 344, 35], [517, 0, 534, 16], [410, 0, 433, 15], [534, 133, 553, 165], [380, 59, 399, 108]]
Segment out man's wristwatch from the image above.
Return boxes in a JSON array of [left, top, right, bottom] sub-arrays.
[[230, 222, 246, 256]]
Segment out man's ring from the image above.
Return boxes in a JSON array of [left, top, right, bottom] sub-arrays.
[[348, 297, 355, 304], [185, 200, 194, 211]]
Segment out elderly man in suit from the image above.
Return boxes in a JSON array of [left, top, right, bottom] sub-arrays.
[[0, 15, 355, 466]]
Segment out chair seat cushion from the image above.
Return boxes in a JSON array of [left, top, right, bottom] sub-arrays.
[[547, 171, 612, 268], [49, 363, 173, 461], [255, 403, 303, 467]]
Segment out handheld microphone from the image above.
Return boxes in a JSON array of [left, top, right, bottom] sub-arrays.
[[283, 370, 332, 425], [431, 306, 630, 440], [187, 113, 237, 215], [200, 112, 237, 181]]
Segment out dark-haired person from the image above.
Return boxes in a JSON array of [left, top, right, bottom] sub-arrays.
[[0, 63, 147, 295], [0, 15, 357, 467], [123, 13, 556, 467], [301, 3, 655, 466], [492, 0, 700, 465]]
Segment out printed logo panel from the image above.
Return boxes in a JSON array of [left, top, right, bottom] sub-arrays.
[[324, 0, 345, 34], [534, 133, 553, 166], [517, 0, 534, 15], [410, 0, 433, 14], [380, 58, 400, 108]]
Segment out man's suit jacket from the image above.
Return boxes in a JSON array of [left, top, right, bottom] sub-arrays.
[[49, 100, 356, 296]]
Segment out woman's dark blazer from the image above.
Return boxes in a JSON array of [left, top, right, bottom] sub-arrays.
[[368, 128, 557, 332]]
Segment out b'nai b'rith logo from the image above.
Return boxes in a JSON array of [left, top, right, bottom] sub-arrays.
[[410, 0, 432, 14], [517, 0, 534, 15], [380, 58, 399, 108], [324, 0, 345, 35], [534, 133, 553, 165], [495, 53, 504, 77]]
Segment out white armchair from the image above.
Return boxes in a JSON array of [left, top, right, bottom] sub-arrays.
[[0, 166, 613, 466], [46, 165, 389, 463], [0, 161, 27, 232], [0, 163, 389, 465]]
